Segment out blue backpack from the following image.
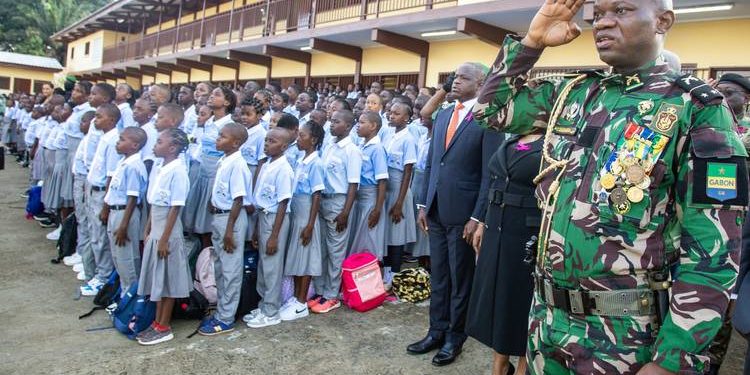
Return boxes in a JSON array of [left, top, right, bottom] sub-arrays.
[[25, 186, 43, 217], [112, 283, 156, 340]]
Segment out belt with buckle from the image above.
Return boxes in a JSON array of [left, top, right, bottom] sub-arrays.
[[535, 275, 656, 317], [90, 185, 106, 192], [212, 208, 231, 214], [488, 189, 538, 208], [109, 204, 141, 211]]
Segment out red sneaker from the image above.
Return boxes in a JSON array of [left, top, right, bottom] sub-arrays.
[[311, 298, 341, 314], [307, 294, 323, 308]]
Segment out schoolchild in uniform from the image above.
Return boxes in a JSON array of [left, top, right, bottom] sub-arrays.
[[39, 97, 66, 228], [238, 97, 266, 176], [198, 122, 251, 335], [46, 103, 74, 225], [137, 129, 192, 346], [185, 104, 212, 199], [295, 91, 315, 127], [72, 111, 96, 281], [178, 85, 197, 134], [382, 102, 418, 283], [276, 113, 302, 170], [24, 105, 44, 187], [276, 118, 325, 321], [184, 87, 236, 250], [61, 82, 94, 222], [104, 127, 148, 296], [349, 111, 389, 260], [271, 92, 289, 116], [253, 89, 273, 129], [132, 98, 159, 173], [81, 103, 121, 296], [114, 83, 137, 129], [269, 111, 283, 129], [309, 109, 361, 314], [246, 128, 294, 328], [409, 113, 433, 269]]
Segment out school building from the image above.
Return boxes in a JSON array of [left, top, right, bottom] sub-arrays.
[[0, 51, 63, 95], [51, 0, 750, 90]]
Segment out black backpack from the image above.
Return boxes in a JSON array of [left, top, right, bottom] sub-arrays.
[[79, 272, 121, 319], [51, 213, 77, 264], [173, 290, 211, 320], [235, 249, 261, 319]]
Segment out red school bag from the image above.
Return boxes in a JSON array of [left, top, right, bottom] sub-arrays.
[[341, 252, 386, 312]]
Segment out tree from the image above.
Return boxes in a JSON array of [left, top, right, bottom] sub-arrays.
[[0, 0, 110, 62]]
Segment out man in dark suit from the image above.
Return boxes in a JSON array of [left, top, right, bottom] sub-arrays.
[[407, 62, 494, 366]]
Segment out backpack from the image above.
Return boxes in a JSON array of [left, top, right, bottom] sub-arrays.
[[193, 247, 217, 304], [173, 289, 211, 320], [235, 249, 261, 319], [51, 213, 77, 264], [25, 185, 43, 218], [391, 267, 431, 303], [341, 252, 386, 312], [112, 282, 156, 340], [79, 272, 121, 319]]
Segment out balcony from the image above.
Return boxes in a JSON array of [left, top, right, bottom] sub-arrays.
[[102, 0, 457, 65]]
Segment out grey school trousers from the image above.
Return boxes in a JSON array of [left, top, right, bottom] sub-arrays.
[[211, 210, 247, 324], [314, 194, 353, 300], [88, 189, 114, 283], [257, 210, 290, 318], [107, 206, 142, 297], [75, 177, 94, 280]]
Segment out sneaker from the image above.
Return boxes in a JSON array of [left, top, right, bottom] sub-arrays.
[[402, 255, 418, 263], [72, 263, 84, 272], [40, 219, 57, 229], [310, 298, 341, 314], [198, 318, 235, 336], [246, 311, 281, 328], [63, 253, 82, 266], [19, 190, 29, 198], [33, 212, 51, 221], [76, 270, 86, 281], [80, 283, 103, 296], [307, 294, 323, 309], [138, 328, 174, 346], [242, 308, 261, 323], [383, 270, 394, 291], [136, 325, 156, 341], [46, 226, 61, 240], [280, 300, 309, 321]]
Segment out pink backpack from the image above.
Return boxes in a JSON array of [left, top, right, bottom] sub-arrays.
[[341, 253, 386, 312]]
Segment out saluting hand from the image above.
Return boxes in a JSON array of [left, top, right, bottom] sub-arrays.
[[522, 0, 585, 49]]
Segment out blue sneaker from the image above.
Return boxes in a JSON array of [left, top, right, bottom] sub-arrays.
[[198, 317, 235, 336]]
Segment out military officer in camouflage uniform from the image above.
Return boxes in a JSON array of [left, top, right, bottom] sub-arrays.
[[473, 0, 748, 374]]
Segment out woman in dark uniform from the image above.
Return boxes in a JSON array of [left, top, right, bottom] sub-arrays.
[[466, 132, 543, 375]]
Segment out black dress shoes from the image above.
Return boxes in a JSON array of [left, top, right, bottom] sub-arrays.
[[431, 342, 462, 366], [406, 335, 444, 355]]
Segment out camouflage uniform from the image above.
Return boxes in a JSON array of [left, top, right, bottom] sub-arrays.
[[474, 35, 748, 374]]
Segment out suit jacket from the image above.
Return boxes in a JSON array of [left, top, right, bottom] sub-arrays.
[[733, 213, 750, 335], [420, 102, 499, 226]]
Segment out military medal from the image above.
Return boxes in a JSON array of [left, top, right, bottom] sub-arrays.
[[621, 156, 637, 167], [637, 176, 651, 190], [638, 99, 655, 115], [641, 159, 654, 172], [610, 187, 628, 205], [611, 161, 623, 174], [601, 173, 617, 190], [627, 186, 645, 203], [626, 165, 646, 184], [614, 201, 631, 214]]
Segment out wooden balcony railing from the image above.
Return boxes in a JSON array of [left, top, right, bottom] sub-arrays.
[[102, 0, 456, 65]]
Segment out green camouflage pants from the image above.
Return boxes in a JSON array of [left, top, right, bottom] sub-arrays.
[[526, 292, 706, 375]]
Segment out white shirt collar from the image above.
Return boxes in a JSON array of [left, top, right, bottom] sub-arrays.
[[362, 135, 381, 148], [213, 114, 233, 128], [158, 158, 183, 175], [301, 151, 318, 165], [335, 136, 353, 148], [185, 104, 195, 114], [103, 127, 118, 139], [391, 127, 409, 141], [74, 102, 92, 113], [117, 102, 130, 111], [265, 155, 288, 171], [123, 152, 141, 165], [457, 97, 478, 111], [247, 123, 265, 136]]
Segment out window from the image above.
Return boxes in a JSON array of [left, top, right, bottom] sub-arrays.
[[0, 76, 10, 90], [85, 42, 90, 55], [70, 47, 75, 60]]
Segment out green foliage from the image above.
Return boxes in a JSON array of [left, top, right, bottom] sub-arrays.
[[0, 0, 110, 62]]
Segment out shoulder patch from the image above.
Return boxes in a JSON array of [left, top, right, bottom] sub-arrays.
[[675, 74, 723, 105]]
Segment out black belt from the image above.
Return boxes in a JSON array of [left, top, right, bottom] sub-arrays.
[[109, 204, 140, 211], [488, 189, 538, 208], [91, 185, 106, 192], [212, 208, 231, 214], [534, 275, 656, 317]]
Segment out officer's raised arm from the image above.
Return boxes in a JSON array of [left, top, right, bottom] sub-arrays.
[[473, 0, 585, 134]]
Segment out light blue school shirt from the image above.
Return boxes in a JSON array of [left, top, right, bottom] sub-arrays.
[[212, 151, 253, 210], [359, 136, 389, 187], [87, 127, 121, 188], [72, 134, 89, 176], [140, 117, 158, 163], [285, 142, 302, 171], [321, 136, 362, 195], [84, 128, 103, 170], [116, 102, 137, 131], [241, 124, 266, 166], [416, 133, 431, 172], [24, 118, 42, 146], [201, 114, 233, 159], [407, 119, 428, 141], [147, 158, 190, 207], [382, 127, 417, 171], [254, 155, 294, 213], [181, 104, 197, 134], [64, 102, 93, 139], [104, 153, 147, 205], [293, 152, 325, 196]]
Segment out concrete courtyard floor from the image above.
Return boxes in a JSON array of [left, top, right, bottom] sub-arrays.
[[0, 161, 746, 375]]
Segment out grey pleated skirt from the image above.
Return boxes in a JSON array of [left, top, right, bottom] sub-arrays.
[[138, 205, 193, 300], [348, 185, 387, 260], [45, 149, 71, 209], [60, 137, 81, 202], [385, 167, 417, 246], [183, 154, 219, 234], [31, 145, 44, 181], [41, 148, 55, 208], [408, 169, 429, 257], [284, 194, 323, 276]]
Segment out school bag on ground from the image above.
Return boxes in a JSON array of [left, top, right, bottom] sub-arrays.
[[341, 252, 386, 312], [51, 213, 77, 264], [392, 267, 431, 303], [174, 247, 217, 320], [25, 185, 43, 218], [112, 282, 156, 340], [79, 272, 120, 319], [235, 248, 261, 319]]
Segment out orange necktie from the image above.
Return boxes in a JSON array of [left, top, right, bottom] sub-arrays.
[[445, 101, 464, 148]]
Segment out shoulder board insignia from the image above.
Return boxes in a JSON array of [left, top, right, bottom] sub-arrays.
[[675, 74, 723, 105], [576, 69, 607, 77]]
